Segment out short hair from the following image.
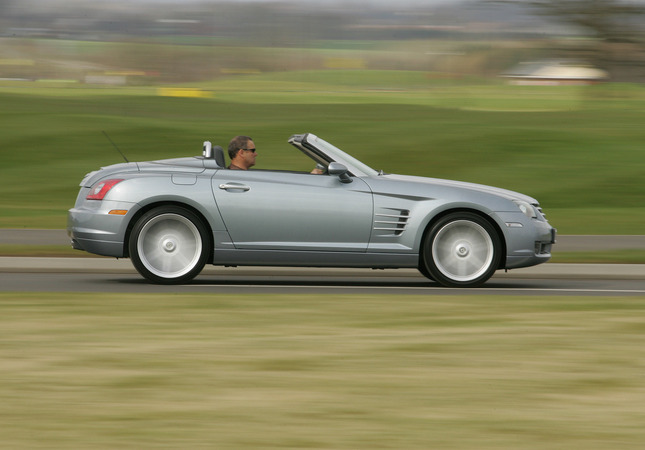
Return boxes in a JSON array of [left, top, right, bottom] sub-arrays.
[[228, 135, 253, 160]]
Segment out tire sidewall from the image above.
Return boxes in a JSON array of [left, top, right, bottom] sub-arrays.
[[129, 205, 211, 284], [422, 212, 501, 288]]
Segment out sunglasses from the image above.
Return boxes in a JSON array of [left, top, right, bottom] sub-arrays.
[[242, 148, 256, 153]]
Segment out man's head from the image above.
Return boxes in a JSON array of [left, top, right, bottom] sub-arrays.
[[228, 135, 256, 170]]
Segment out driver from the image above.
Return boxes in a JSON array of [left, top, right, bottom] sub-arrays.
[[227, 135, 324, 174], [227, 136, 256, 170]]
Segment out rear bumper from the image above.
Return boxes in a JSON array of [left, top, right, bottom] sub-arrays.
[[67, 200, 136, 258], [69, 232, 125, 257]]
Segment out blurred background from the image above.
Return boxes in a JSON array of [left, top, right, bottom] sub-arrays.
[[3, 0, 645, 83], [1, 0, 645, 234]]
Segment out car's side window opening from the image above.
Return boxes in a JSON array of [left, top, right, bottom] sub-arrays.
[[211, 139, 333, 175], [257, 145, 330, 174]]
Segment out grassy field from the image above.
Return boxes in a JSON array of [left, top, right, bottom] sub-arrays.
[[1, 292, 645, 449], [1, 71, 645, 234]]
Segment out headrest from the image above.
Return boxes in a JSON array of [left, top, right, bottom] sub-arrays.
[[203, 141, 226, 167], [212, 145, 226, 168]]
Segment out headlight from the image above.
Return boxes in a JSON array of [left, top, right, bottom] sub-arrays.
[[513, 200, 537, 219]]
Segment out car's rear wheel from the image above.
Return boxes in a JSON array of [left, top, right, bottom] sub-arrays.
[[129, 206, 211, 284], [421, 212, 501, 287]]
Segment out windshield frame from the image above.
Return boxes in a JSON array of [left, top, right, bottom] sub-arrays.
[[300, 134, 379, 177]]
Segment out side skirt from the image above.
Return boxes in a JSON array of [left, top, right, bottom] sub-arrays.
[[211, 249, 419, 269]]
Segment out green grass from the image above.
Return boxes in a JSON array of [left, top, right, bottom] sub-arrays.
[[551, 250, 645, 264], [0, 245, 97, 257], [2, 292, 645, 449], [2, 71, 645, 233]]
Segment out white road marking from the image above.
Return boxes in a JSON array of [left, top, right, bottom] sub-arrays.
[[186, 284, 645, 294]]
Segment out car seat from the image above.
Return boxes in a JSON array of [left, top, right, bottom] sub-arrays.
[[203, 141, 227, 168]]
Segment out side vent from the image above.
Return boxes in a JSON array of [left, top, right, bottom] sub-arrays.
[[535, 205, 546, 220], [374, 208, 410, 237]]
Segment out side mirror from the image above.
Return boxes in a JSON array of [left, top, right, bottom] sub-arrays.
[[328, 162, 352, 184]]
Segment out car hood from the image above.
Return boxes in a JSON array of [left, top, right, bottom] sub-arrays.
[[382, 174, 539, 204]]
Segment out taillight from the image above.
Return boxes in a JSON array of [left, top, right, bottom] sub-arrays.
[[86, 179, 124, 200]]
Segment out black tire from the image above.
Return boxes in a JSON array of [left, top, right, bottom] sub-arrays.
[[421, 212, 501, 288], [417, 263, 434, 281], [129, 206, 211, 284]]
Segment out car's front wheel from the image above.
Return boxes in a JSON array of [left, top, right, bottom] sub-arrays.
[[129, 206, 211, 284], [421, 212, 501, 288]]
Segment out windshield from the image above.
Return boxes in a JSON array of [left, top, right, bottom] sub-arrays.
[[306, 134, 379, 177]]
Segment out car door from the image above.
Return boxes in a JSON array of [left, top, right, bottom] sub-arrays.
[[212, 170, 373, 252]]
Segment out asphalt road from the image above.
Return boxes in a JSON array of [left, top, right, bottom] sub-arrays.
[[1, 262, 644, 296], [2, 230, 645, 296]]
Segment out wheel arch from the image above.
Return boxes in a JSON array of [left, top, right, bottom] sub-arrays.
[[123, 201, 214, 262], [418, 207, 507, 270]]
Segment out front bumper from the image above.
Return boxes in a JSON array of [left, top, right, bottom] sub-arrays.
[[496, 212, 557, 270]]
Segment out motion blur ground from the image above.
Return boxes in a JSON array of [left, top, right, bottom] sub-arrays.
[[3, 291, 645, 449]]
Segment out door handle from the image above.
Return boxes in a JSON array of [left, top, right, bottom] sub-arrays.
[[219, 183, 250, 191]]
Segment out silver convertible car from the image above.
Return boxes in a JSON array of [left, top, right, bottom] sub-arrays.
[[68, 133, 556, 287]]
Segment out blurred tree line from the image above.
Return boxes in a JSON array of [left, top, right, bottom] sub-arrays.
[[2, 0, 645, 82], [498, 0, 645, 82]]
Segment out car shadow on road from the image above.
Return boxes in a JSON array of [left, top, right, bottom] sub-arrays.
[[114, 276, 546, 290]]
